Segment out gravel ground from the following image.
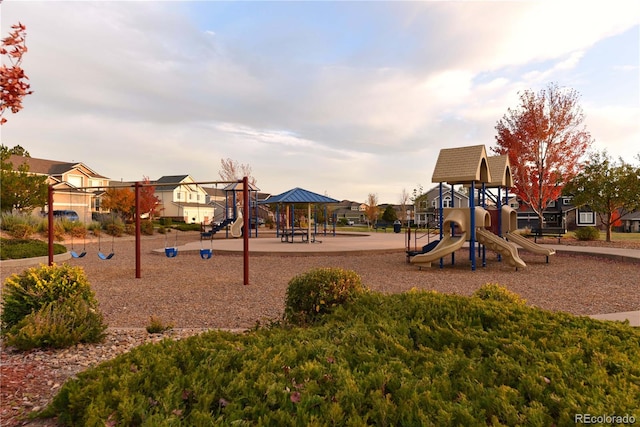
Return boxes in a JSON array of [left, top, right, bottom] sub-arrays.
[[1, 232, 639, 426]]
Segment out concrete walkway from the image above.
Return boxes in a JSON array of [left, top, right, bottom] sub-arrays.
[[159, 231, 640, 327]]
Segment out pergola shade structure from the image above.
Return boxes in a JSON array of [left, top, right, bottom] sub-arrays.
[[262, 187, 339, 242]]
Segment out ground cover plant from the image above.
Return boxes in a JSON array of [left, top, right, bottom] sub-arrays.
[[0, 237, 66, 260], [42, 284, 640, 426]]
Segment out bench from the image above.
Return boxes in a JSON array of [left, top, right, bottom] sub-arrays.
[[373, 224, 388, 232], [532, 227, 565, 243]]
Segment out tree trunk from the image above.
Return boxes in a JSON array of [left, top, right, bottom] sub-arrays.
[[606, 224, 612, 242], [538, 213, 545, 233]]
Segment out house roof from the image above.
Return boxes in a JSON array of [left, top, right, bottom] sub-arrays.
[[223, 181, 260, 192], [262, 187, 339, 204], [486, 155, 513, 187], [8, 155, 107, 178], [431, 145, 492, 184]]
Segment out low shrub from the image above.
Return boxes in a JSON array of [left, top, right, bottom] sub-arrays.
[[4, 295, 106, 350], [174, 223, 200, 232], [473, 283, 526, 305], [68, 222, 87, 239], [87, 221, 102, 237], [44, 290, 640, 426], [8, 222, 36, 239], [146, 316, 174, 334], [1, 264, 99, 331], [124, 223, 135, 235], [574, 226, 600, 241], [284, 267, 367, 325], [159, 217, 172, 227], [0, 212, 40, 238], [105, 222, 124, 237], [140, 220, 154, 236], [0, 238, 66, 260]]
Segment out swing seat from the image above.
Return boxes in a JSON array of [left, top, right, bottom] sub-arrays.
[[70, 251, 87, 258], [200, 248, 213, 259], [165, 247, 178, 258], [98, 251, 115, 260]]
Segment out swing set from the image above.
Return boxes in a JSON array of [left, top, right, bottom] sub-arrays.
[[46, 178, 251, 284]]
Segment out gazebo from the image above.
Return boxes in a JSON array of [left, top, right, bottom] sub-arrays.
[[261, 187, 339, 243]]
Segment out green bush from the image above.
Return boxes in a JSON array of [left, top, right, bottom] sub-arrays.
[[87, 221, 102, 236], [4, 295, 107, 350], [159, 217, 173, 227], [1, 264, 99, 331], [44, 290, 640, 426], [284, 267, 367, 325], [105, 219, 124, 237], [0, 238, 66, 260], [140, 220, 155, 236], [574, 226, 600, 241], [145, 316, 173, 334], [174, 222, 200, 232], [473, 283, 526, 305]]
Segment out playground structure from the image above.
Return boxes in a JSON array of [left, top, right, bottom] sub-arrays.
[[409, 144, 555, 270], [200, 181, 259, 240]]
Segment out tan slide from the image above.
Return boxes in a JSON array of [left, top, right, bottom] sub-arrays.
[[476, 228, 526, 269], [504, 231, 556, 257], [230, 214, 243, 238], [410, 209, 468, 268]]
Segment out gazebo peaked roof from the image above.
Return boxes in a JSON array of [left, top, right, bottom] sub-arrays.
[[263, 187, 339, 204], [486, 155, 513, 188], [431, 144, 492, 185]]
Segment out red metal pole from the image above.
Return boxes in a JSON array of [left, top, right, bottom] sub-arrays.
[[48, 185, 54, 266], [243, 176, 249, 285], [135, 182, 141, 278]]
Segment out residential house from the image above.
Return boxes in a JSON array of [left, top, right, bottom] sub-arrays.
[[154, 175, 214, 224], [331, 200, 367, 224], [7, 154, 110, 222], [413, 185, 470, 227], [620, 211, 640, 233], [515, 195, 597, 231]]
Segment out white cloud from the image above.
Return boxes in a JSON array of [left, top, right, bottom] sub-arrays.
[[2, 1, 638, 203]]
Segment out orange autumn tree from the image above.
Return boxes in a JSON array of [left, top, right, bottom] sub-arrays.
[[492, 83, 592, 230], [139, 176, 160, 219], [102, 187, 135, 221], [1, 22, 32, 125]]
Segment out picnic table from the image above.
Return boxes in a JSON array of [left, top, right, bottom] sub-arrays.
[[280, 228, 320, 243]]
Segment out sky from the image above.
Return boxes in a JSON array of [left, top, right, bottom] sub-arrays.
[[1, 1, 639, 204]]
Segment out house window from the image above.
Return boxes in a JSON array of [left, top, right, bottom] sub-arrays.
[[563, 197, 571, 205], [579, 211, 595, 225], [67, 175, 83, 188], [443, 196, 452, 208], [547, 200, 556, 208]]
